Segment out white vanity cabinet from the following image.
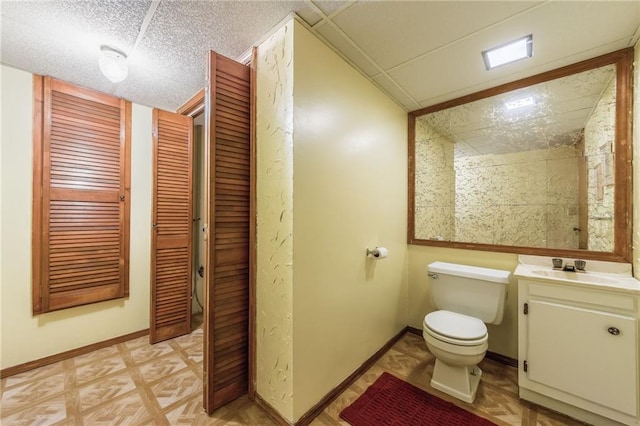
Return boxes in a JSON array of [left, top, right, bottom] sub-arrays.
[[518, 278, 640, 426]]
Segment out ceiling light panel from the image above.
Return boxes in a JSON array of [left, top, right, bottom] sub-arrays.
[[482, 34, 533, 70], [331, 1, 537, 72], [505, 96, 535, 110]]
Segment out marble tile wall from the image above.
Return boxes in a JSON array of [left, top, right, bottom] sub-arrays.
[[454, 147, 579, 248], [584, 76, 616, 252], [414, 118, 455, 241], [415, 116, 580, 248]]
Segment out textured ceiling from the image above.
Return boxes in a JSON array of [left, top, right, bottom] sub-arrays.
[[1, 1, 638, 112]]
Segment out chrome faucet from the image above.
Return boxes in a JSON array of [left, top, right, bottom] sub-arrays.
[[552, 258, 586, 272]]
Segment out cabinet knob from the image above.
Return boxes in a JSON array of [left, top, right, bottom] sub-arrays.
[[607, 327, 620, 336]]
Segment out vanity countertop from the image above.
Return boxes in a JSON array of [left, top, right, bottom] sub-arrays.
[[514, 255, 640, 295]]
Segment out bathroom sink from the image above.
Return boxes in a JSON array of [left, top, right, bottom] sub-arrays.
[[514, 255, 640, 293], [531, 270, 617, 285]]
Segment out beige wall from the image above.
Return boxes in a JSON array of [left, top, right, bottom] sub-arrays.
[[291, 21, 408, 420], [255, 21, 296, 420], [0, 65, 153, 369], [408, 246, 519, 359], [255, 19, 408, 422]]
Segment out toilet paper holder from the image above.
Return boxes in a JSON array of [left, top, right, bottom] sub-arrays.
[[366, 247, 388, 259]]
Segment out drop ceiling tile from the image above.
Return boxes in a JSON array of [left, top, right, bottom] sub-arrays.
[[332, 1, 540, 71], [314, 23, 381, 77], [296, 9, 323, 27], [394, 1, 638, 109], [372, 75, 418, 111], [311, 1, 352, 16]]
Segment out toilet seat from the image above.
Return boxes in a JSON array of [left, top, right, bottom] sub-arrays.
[[424, 310, 487, 346]]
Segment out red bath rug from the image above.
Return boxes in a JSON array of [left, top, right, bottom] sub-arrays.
[[339, 372, 496, 425]]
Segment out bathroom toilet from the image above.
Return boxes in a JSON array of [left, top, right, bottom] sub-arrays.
[[423, 261, 510, 403]]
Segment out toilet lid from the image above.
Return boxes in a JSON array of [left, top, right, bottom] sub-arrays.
[[424, 310, 487, 340]]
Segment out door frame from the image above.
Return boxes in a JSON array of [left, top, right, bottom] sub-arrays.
[[176, 77, 257, 405]]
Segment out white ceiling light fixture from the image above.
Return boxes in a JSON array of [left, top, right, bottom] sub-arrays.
[[99, 45, 128, 83], [482, 34, 533, 70], [505, 96, 536, 110]]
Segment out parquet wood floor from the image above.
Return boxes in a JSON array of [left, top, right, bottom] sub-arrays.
[[1, 328, 585, 425]]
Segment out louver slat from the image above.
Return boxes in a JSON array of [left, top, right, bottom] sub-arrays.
[[150, 110, 193, 343], [33, 77, 130, 314], [205, 51, 251, 412]]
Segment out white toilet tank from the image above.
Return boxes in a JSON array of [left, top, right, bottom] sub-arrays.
[[428, 261, 510, 325]]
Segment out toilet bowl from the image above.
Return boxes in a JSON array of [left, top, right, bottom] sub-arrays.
[[422, 261, 510, 404], [423, 310, 488, 403]]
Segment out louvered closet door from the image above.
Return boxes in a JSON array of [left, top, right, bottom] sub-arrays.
[[151, 110, 193, 343], [204, 51, 252, 412], [35, 77, 130, 314]]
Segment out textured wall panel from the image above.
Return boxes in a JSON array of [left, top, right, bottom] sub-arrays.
[[255, 21, 295, 421]]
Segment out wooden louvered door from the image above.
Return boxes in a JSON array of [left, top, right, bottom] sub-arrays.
[[33, 77, 130, 314], [150, 110, 194, 343], [204, 51, 252, 412]]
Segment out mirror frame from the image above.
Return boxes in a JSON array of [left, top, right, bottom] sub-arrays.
[[408, 48, 633, 262]]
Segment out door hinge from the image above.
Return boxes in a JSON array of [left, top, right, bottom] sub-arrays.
[[523, 302, 529, 315], [524, 360, 528, 372]]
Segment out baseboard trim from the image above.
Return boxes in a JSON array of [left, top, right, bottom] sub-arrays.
[[0, 329, 149, 378], [407, 325, 422, 336], [253, 393, 293, 426], [406, 325, 518, 368], [294, 326, 409, 425], [485, 351, 518, 368]]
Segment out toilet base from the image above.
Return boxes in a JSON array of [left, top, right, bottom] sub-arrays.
[[430, 358, 482, 403]]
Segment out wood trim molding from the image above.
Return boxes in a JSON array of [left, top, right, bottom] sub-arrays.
[[407, 114, 416, 244], [407, 47, 634, 262], [294, 326, 409, 425], [409, 48, 633, 118], [248, 46, 258, 399], [613, 48, 633, 262], [485, 351, 519, 368], [0, 329, 148, 379], [406, 325, 422, 336], [32, 75, 44, 314], [177, 88, 205, 117], [122, 100, 132, 297], [406, 326, 518, 368]]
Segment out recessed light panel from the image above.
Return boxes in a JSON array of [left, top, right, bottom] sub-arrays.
[[482, 35, 533, 70], [505, 96, 535, 110]]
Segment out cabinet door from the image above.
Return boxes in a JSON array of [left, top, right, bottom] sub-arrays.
[[527, 300, 637, 416]]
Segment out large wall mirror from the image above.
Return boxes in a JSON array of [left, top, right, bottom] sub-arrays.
[[408, 49, 633, 262]]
